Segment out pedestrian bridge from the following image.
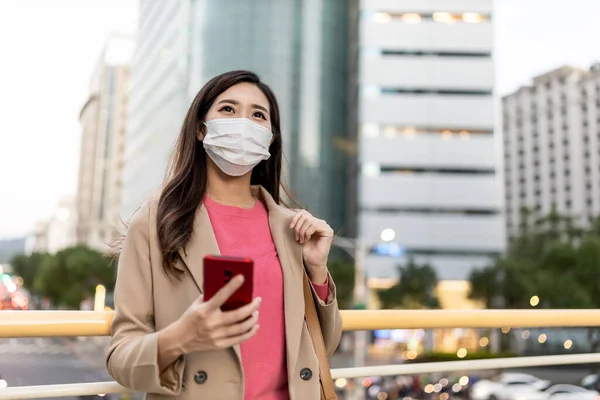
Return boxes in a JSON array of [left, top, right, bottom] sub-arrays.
[[1, 309, 600, 399]]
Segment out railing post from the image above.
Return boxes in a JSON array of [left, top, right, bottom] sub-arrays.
[[352, 239, 368, 400]]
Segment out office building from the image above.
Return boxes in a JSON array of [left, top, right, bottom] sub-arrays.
[[27, 196, 76, 255], [76, 35, 134, 251], [503, 64, 600, 236], [357, 0, 504, 283], [122, 0, 351, 231]]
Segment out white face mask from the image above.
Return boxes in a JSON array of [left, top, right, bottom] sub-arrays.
[[202, 118, 273, 177]]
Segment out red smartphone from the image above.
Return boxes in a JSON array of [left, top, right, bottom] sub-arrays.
[[203, 255, 254, 311]]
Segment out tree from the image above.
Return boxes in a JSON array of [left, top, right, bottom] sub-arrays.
[[327, 259, 355, 310], [378, 259, 440, 309], [469, 207, 600, 353], [10, 252, 50, 291], [33, 246, 115, 309]]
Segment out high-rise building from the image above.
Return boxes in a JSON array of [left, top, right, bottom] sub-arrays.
[[76, 35, 134, 251], [503, 64, 600, 236], [122, 0, 351, 231], [356, 0, 504, 284], [27, 196, 76, 255]]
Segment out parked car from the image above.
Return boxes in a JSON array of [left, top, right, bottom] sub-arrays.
[[470, 372, 551, 400], [582, 373, 600, 391], [506, 383, 599, 400]]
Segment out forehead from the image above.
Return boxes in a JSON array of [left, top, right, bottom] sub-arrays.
[[214, 82, 269, 108]]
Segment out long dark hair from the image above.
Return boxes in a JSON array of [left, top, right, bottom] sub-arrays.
[[157, 70, 290, 280]]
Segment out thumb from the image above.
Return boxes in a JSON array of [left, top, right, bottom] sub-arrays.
[[194, 294, 204, 305]]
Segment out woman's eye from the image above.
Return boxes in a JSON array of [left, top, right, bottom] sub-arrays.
[[220, 106, 234, 113], [253, 111, 266, 120]]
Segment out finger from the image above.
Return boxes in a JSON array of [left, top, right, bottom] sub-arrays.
[[207, 274, 245, 309], [217, 311, 259, 338], [294, 216, 310, 241], [290, 210, 306, 228], [220, 296, 262, 325], [298, 222, 314, 244], [216, 324, 260, 348], [303, 225, 317, 243], [194, 294, 205, 305]]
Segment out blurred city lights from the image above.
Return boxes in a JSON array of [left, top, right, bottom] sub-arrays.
[[538, 333, 548, 344], [335, 378, 347, 388], [440, 393, 449, 400], [459, 376, 469, 386], [457, 348, 468, 358], [452, 383, 462, 392], [6, 281, 16, 293], [522, 330, 531, 339], [530, 295, 540, 307], [462, 12, 485, 23], [433, 12, 455, 23], [501, 327, 511, 334], [373, 242, 405, 257], [400, 13, 421, 23], [373, 12, 392, 24], [479, 336, 489, 347], [380, 228, 395, 242], [1, 273, 11, 285], [564, 339, 573, 349], [424, 384, 434, 393]]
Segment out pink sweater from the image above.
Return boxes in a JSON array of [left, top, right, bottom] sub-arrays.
[[204, 197, 329, 400]]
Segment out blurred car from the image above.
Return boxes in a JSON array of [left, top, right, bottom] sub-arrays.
[[470, 372, 551, 400], [581, 373, 600, 391], [506, 384, 599, 400]]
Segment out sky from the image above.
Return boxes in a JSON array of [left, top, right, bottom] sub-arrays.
[[0, 0, 599, 239]]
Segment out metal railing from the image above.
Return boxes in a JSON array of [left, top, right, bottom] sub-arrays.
[[1, 309, 600, 399]]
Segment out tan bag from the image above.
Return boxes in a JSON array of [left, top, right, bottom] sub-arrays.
[[302, 270, 338, 400]]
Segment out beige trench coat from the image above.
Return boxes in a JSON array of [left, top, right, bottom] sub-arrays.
[[106, 186, 343, 399]]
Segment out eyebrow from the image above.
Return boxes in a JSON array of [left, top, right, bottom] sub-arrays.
[[217, 99, 269, 115]]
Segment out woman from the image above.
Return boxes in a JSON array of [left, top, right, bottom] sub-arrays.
[[106, 70, 343, 400]]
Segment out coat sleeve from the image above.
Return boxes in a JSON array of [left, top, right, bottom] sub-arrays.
[[106, 203, 185, 395], [310, 271, 343, 356]]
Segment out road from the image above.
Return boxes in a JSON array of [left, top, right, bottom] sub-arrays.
[[0, 337, 113, 400]]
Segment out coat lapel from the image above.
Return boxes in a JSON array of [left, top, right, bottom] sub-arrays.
[[177, 204, 221, 294], [258, 187, 305, 382]]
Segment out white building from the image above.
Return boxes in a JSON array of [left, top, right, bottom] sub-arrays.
[[27, 196, 76, 255], [76, 35, 134, 252], [503, 64, 600, 236], [357, 0, 504, 283]]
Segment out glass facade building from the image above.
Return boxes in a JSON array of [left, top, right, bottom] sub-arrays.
[[122, 0, 351, 232]]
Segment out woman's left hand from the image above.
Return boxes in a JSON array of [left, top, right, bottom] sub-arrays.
[[290, 210, 333, 284]]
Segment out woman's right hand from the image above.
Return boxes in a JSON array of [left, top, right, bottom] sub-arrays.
[[175, 275, 261, 354]]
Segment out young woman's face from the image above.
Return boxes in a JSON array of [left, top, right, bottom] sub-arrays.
[[204, 82, 272, 131]]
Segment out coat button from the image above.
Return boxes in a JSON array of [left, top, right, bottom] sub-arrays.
[[194, 370, 208, 384], [300, 368, 312, 381]]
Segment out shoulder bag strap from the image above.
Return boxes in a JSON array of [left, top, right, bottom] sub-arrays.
[[302, 269, 338, 400]]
